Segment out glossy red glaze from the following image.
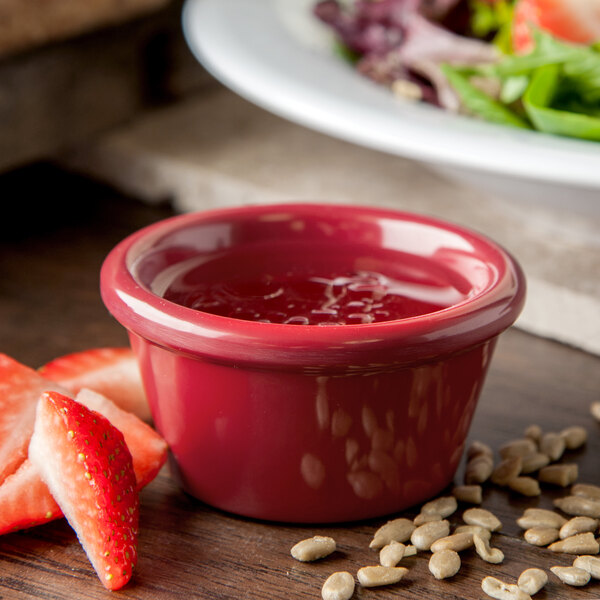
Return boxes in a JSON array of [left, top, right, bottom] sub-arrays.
[[101, 203, 525, 523]]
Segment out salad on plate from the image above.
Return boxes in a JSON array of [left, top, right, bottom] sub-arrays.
[[313, 0, 600, 140]]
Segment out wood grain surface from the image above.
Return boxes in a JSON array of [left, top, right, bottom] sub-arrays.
[[0, 165, 599, 599]]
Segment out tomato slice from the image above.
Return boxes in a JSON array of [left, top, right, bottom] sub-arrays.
[[513, 0, 600, 53]]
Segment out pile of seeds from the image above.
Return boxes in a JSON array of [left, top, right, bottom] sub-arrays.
[[465, 424, 588, 499], [289, 418, 599, 600]]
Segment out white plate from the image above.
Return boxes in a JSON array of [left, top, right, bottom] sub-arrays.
[[182, 0, 600, 211]]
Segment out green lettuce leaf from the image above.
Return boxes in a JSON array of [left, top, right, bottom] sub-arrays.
[[469, 0, 514, 53], [440, 65, 531, 129], [523, 64, 600, 141], [444, 29, 600, 141]]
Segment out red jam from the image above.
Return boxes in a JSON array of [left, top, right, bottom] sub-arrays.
[[160, 241, 470, 325]]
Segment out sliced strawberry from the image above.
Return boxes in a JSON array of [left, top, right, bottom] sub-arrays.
[[29, 391, 139, 591], [40, 347, 151, 421], [76, 388, 167, 488], [513, 0, 600, 53], [0, 389, 166, 536], [0, 460, 61, 535], [0, 354, 68, 486]]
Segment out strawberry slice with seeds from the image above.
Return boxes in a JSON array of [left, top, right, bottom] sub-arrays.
[[0, 460, 61, 535], [76, 388, 167, 488], [29, 391, 139, 591], [40, 348, 151, 421], [0, 354, 68, 486], [0, 388, 166, 536]]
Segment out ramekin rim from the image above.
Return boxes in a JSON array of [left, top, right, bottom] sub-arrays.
[[100, 203, 526, 366]]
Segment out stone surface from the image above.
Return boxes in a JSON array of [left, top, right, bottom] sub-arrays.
[[59, 85, 600, 354]]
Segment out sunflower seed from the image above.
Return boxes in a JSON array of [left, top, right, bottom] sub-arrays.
[[554, 495, 600, 518], [369, 518, 415, 549], [414, 512, 443, 526], [573, 555, 600, 579], [321, 572, 355, 600], [410, 520, 450, 551], [538, 464, 578, 487], [517, 508, 567, 530], [559, 516, 598, 539], [559, 426, 587, 450], [291, 536, 336, 562], [572, 483, 600, 501], [357, 566, 407, 587], [454, 524, 491, 541], [519, 452, 550, 474], [465, 455, 494, 485], [473, 533, 504, 564], [508, 477, 541, 496], [481, 576, 531, 600], [430, 532, 474, 553], [548, 532, 599, 554], [491, 457, 523, 486], [463, 508, 502, 531], [420, 496, 457, 518], [517, 568, 548, 595], [499, 439, 537, 459], [550, 566, 590, 586], [429, 548, 461, 579], [523, 526, 559, 546], [539, 432, 566, 462], [452, 485, 482, 504], [467, 440, 494, 460], [524, 424, 542, 445], [379, 541, 405, 567]]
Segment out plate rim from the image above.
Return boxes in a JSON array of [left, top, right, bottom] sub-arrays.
[[182, 0, 600, 189]]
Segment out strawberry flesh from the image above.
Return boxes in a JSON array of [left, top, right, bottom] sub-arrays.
[[40, 347, 151, 421], [0, 354, 68, 486], [0, 460, 61, 535], [513, 0, 600, 53], [29, 391, 139, 590]]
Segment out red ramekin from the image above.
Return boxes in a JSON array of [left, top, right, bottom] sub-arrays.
[[101, 203, 525, 523]]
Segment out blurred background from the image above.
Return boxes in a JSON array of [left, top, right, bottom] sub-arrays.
[[1, 0, 598, 356]]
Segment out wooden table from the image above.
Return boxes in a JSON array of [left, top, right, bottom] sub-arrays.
[[1, 165, 599, 599]]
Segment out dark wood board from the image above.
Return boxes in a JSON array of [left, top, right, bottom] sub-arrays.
[[0, 165, 598, 599], [0, 0, 212, 174]]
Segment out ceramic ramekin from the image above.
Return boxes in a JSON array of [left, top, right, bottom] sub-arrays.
[[101, 203, 525, 523]]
